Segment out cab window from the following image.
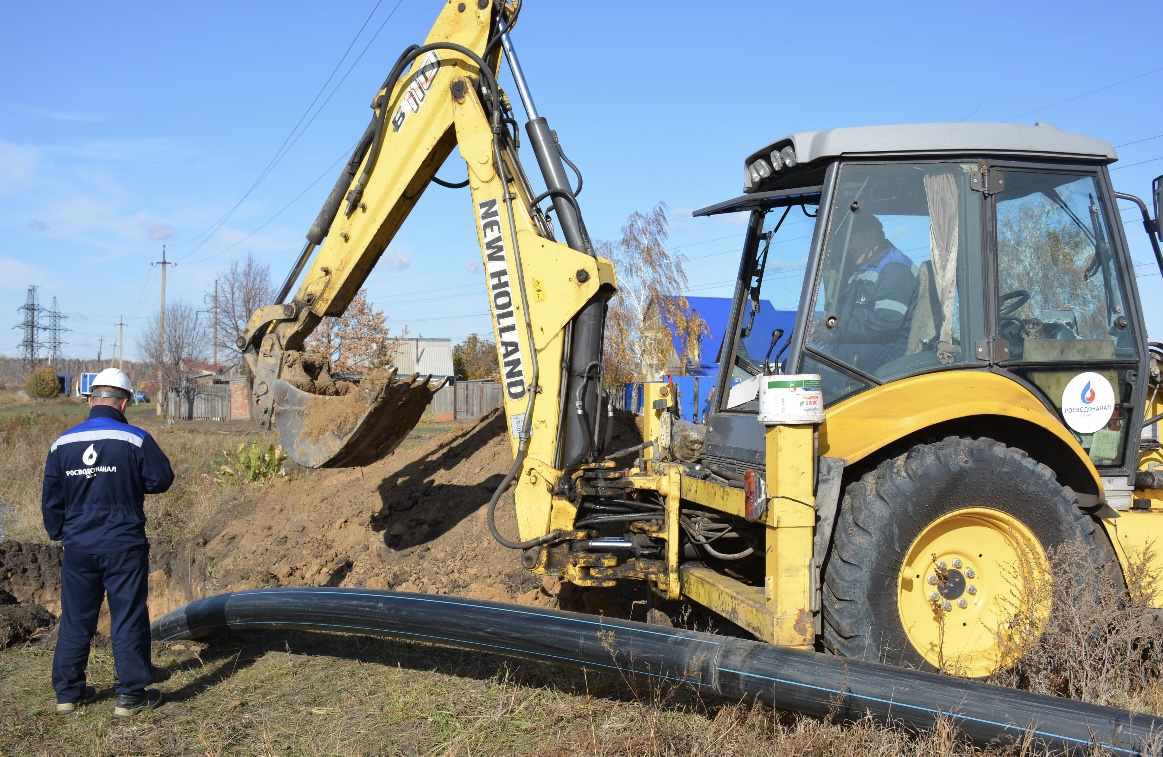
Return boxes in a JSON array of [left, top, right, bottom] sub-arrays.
[[806, 162, 983, 403], [994, 171, 1136, 363]]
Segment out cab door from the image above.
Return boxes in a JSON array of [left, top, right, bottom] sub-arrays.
[[986, 163, 1147, 477]]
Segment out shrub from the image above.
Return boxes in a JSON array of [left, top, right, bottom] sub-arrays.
[[23, 367, 60, 401], [989, 538, 1163, 712]]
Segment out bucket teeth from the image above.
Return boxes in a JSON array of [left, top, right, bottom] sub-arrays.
[[272, 373, 447, 468]]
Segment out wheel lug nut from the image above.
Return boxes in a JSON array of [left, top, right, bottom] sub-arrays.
[[937, 561, 947, 570], [942, 601, 952, 611], [927, 575, 938, 585], [967, 585, 977, 595], [958, 599, 968, 609], [952, 558, 962, 569], [965, 568, 976, 579], [929, 591, 940, 601]]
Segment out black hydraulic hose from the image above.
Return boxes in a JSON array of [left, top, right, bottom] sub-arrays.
[[152, 589, 1163, 755], [431, 176, 470, 189], [345, 41, 503, 216]]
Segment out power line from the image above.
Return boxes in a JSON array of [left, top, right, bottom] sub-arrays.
[[186, 141, 358, 265], [174, 0, 408, 263], [1004, 65, 1163, 123]]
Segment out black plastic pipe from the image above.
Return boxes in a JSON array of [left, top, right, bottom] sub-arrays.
[[152, 589, 1161, 755]]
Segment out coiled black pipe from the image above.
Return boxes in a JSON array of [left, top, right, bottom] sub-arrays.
[[152, 589, 1161, 755]]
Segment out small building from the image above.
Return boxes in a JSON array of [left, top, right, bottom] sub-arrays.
[[390, 338, 454, 378]]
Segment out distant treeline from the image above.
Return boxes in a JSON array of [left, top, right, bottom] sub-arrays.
[[0, 357, 148, 392]]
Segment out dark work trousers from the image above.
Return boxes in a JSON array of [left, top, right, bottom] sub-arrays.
[[52, 547, 152, 702]]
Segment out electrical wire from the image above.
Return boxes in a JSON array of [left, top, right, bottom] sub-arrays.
[[173, 0, 407, 262], [1003, 65, 1163, 123]]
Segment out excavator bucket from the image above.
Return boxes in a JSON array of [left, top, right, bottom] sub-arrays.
[[271, 368, 447, 468]]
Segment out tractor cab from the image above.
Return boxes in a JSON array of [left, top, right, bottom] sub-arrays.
[[696, 123, 1157, 490]]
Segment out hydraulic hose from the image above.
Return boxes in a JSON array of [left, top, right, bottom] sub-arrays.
[[152, 589, 1163, 755]]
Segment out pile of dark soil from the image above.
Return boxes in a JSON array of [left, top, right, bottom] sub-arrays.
[[0, 588, 52, 648]]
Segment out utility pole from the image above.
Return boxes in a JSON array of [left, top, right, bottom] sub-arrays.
[[153, 246, 176, 416], [97, 336, 104, 363], [114, 316, 126, 370], [110, 340, 117, 369], [213, 279, 219, 367]]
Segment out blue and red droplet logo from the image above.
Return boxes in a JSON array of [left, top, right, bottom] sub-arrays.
[[1081, 381, 1096, 404]]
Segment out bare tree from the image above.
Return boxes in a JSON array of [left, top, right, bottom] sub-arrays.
[[136, 299, 211, 398], [601, 202, 709, 384], [211, 252, 274, 372]]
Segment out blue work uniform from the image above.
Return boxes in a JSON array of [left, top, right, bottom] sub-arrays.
[[831, 242, 919, 371], [42, 404, 173, 704]]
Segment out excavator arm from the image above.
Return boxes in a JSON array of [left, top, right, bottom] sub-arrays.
[[240, 0, 616, 530]]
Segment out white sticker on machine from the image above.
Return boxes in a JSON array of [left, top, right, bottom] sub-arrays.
[[1060, 372, 1116, 434], [509, 413, 526, 439]]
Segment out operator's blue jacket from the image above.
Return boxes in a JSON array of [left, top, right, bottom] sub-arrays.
[[42, 405, 174, 554]]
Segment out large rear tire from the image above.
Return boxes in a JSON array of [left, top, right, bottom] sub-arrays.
[[821, 437, 1118, 677]]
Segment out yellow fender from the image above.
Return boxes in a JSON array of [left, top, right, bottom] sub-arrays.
[[818, 371, 1103, 498]]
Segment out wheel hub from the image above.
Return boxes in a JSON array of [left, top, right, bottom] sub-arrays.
[[937, 568, 966, 600], [897, 507, 1050, 677]]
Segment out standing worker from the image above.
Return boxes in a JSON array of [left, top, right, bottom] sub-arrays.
[[42, 368, 174, 717]]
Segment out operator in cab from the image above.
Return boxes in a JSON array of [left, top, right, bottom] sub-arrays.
[[815, 212, 919, 375]]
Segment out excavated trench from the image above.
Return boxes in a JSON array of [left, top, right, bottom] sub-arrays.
[[0, 410, 645, 646]]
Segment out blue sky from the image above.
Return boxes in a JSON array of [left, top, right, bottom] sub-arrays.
[[3, 1, 1163, 362]]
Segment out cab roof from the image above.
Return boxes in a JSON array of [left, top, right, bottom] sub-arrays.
[[744, 123, 1117, 193]]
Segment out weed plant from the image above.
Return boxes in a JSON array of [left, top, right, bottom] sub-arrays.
[[989, 538, 1163, 714]]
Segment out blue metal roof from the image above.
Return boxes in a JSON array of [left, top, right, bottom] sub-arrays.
[[661, 296, 798, 377]]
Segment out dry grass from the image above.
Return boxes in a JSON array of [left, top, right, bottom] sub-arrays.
[[0, 399, 271, 544], [989, 538, 1163, 714], [0, 628, 1078, 756]]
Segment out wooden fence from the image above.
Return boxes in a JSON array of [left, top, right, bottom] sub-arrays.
[[431, 380, 504, 422]]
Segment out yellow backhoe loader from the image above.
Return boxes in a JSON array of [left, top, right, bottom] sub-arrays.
[[240, 0, 1163, 677]]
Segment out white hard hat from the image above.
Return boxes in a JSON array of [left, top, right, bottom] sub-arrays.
[[90, 368, 134, 397]]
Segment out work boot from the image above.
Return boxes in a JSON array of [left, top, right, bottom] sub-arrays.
[[56, 685, 97, 714], [112, 689, 162, 718]]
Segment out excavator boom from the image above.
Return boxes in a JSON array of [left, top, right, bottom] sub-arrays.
[[241, 1, 613, 476]]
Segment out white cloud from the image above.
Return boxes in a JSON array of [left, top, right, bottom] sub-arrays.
[[388, 252, 411, 270], [147, 223, 174, 241], [0, 255, 53, 291], [14, 104, 105, 123], [0, 140, 39, 190], [50, 138, 191, 163], [464, 260, 480, 273]]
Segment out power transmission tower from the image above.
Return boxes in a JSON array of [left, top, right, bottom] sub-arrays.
[[15, 285, 41, 370], [44, 297, 69, 363], [152, 245, 176, 415]]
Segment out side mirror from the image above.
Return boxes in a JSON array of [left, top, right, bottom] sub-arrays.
[[1154, 176, 1163, 241]]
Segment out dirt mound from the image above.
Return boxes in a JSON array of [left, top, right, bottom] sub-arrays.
[[0, 542, 62, 614], [191, 411, 554, 608], [0, 588, 53, 648], [1, 408, 644, 628]]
